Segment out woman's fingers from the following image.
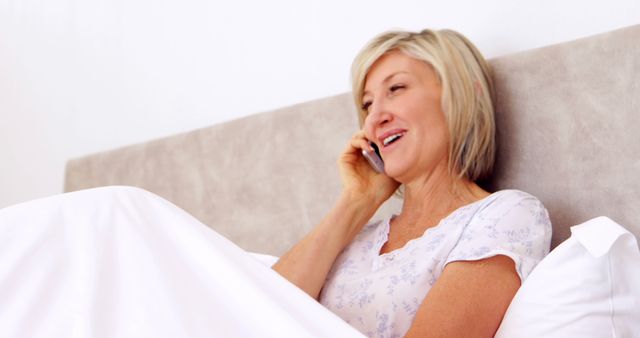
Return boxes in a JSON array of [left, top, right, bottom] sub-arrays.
[[349, 130, 374, 153], [340, 131, 374, 174], [337, 130, 399, 205]]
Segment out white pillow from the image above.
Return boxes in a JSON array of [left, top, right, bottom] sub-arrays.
[[495, 216, 640, 338]]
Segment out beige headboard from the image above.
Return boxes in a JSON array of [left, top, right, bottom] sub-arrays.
[[65, 25, 640, 255]]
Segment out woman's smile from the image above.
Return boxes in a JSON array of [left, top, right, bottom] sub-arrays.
[[379, 129, 407, 149]]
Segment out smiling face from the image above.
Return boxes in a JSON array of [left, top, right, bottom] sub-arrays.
[[362, 51, 450, 184]]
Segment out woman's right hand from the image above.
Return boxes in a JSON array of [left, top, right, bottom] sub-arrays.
[[338, 130, 400, 207]]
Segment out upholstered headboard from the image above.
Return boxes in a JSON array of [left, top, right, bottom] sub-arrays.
[[65, 25, 640, 255], [488, 25, 639, 247]]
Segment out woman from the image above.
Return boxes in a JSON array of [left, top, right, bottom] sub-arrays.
[[0, 29, 550, 338], [273, 29, 551, 337]]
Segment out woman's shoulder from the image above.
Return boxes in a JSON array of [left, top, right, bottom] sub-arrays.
[[476, 189, 551, 229], [448, 189, 553, 281], [481, 189, 547, 211], [487, 189, 541, 201]]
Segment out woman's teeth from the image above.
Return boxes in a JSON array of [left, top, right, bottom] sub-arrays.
[[383, 133, 405, 146]]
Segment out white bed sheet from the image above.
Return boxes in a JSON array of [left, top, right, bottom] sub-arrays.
[[0, 186, 364, 338]]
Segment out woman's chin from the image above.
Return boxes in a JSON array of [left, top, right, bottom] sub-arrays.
[[383, 164, 411, 183]]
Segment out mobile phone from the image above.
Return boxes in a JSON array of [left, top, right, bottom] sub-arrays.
[[362, 142, 385, 173]]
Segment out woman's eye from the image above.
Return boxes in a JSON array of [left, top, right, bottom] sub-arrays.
[[361, 101, 372, 112], [390, 84, 405, 92]]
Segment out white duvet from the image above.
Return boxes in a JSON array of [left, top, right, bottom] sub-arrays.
[[0, 186, 364, 338]]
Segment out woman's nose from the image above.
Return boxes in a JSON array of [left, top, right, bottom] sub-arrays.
[[364, 103, 393, 140]]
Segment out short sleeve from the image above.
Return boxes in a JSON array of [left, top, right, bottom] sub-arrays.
[[444, 190, 552, 282]]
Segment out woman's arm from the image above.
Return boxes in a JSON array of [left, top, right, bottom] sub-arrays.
[[404, 255, 520, 338], [272, 191, 376, 299], [272, 131, 399, 300]]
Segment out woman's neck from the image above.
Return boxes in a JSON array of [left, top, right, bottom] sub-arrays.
[[396, 167, 489, 231]]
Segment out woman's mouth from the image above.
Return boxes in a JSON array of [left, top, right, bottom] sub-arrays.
[[380, 130, 407, 148]]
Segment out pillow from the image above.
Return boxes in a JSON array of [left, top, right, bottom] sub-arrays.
[[495, 216, 640, 338]]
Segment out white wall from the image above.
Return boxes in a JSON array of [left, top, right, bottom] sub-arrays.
[[1, 0, 638, 208]]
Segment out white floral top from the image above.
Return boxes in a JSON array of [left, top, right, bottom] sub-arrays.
[[319, 189, 552, 338]]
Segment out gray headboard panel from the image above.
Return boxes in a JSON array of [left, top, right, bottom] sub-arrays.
[[487, 24, 640, 248]]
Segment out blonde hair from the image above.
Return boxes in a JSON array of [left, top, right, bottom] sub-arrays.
[[352, 29, 496, 182]]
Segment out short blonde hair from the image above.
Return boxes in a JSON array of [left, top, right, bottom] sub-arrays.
[[352, 29, 496, 182]]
